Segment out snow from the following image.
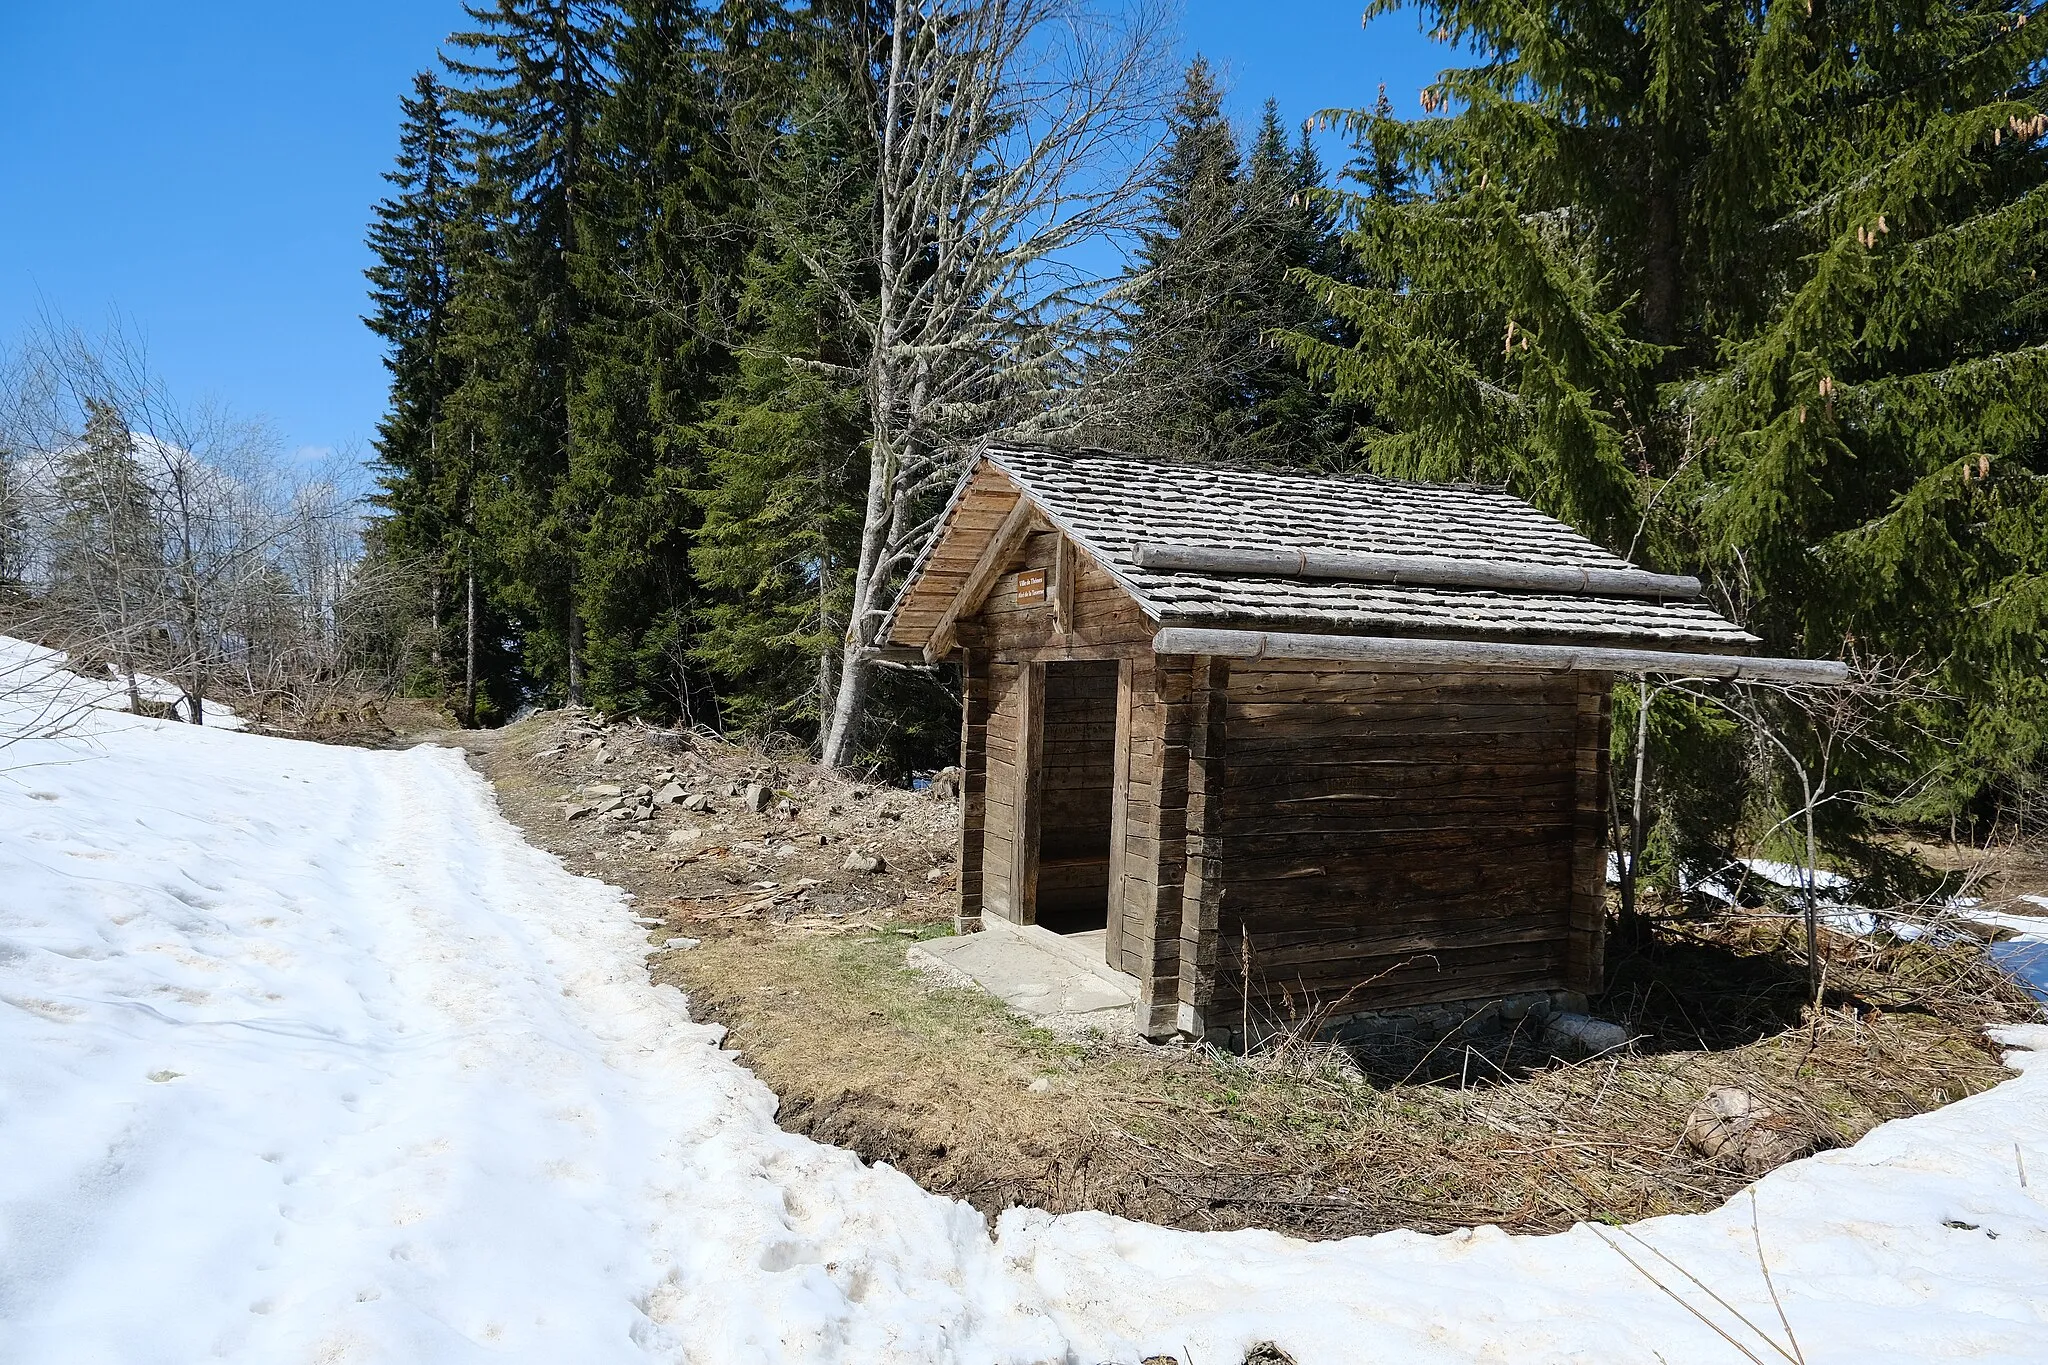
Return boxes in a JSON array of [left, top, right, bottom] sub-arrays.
[[0, 634, 243, 731], [1960, 898, 2048, 1002], [1644, 855, 1857, 923], [1736, 858, 1853, 893], [4, 635, 2048, 1364]]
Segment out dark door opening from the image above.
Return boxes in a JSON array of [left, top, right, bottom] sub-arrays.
[[1031, 660, 1120, 935]]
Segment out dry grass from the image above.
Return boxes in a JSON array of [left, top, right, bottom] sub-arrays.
[[458, 708, 2042, 1241]]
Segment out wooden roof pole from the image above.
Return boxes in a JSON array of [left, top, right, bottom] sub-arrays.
[[1134, 543, 1702, 600], [923, 495, 1039, 663], [1153, 627, 1850, 685]]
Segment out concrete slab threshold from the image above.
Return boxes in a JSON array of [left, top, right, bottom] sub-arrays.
[[907, 917, 1139, 1030]]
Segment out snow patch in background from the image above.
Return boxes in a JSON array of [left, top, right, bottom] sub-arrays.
[[2, 636, 2046, 1364], [1619, 843, 2048, 1000], [1981, 896, 2048, 1001], [0, 634, 244, 730]]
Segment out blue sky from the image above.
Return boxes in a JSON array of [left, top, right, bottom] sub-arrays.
[[0, 3, 1447, 461]]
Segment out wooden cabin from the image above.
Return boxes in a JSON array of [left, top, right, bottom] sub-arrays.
[[884, 446, 1844, 1042]]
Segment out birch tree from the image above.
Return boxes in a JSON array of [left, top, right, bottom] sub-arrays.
[[815, 0, 1171, 767]]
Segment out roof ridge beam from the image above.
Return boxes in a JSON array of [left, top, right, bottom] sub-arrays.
[[1153, 627, 1848, 686], [1133, 543, 1701, 600]]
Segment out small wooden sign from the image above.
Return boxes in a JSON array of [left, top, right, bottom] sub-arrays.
[[1015, 568, 1048, 606]]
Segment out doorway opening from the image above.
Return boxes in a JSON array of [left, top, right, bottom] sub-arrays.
[[1030, 660, 1120, 936]]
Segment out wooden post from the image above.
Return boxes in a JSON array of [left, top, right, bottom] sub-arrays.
[[1010, 660, 1046, 926], [1176, 656, 1230, 1039], [1136, 654, 1195, 1038], [956, 647, 991, 933], [1104, 656, 1134, 973], [1566, 674, 1614, 994], [1151, 626, 1848, 687], [1051, 533, 1075, 637], [1132, 543, 1703, 600]]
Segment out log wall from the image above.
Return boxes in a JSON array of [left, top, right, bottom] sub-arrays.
[[1199, 660, 1610, 1027]]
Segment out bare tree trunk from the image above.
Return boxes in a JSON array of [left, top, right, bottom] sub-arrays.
[[804, 0, 1170, 768], [170, 464, 205, 726], [429, 571, 444, 674], [819, 428, 899, 767], [1796, 766, 1822, 1006], [184, 604, 206, 726], [464, 565, 478, 728], [566, 604, 585, 707], [1622, 675, 1651, 919], [817, 3, 912, 770], [816, 475, 834, 741]]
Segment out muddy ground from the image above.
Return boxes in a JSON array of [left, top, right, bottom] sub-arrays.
[[448, 707, 2040, 1241]]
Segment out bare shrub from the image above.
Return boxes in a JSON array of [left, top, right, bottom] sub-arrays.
[[0, 321, 412, 724]]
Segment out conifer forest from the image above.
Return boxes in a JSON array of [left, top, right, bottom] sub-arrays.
[[13, 0, 2046, 894], [357, 0, 2048, 879]]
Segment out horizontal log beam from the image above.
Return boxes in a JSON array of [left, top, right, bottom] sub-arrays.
[[1133, 542, 1701, 599], [1153, 627, 1850, 685]]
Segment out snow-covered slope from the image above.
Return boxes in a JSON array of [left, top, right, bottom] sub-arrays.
[[3, 636, 2045, 1364], [0, 634, 243, 730]]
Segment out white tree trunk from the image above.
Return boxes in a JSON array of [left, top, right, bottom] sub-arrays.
[[566, 605, 585, 707], [819, 426, 898, 766], [464, 565, 479, 727], [810, 0, 1170, 768]]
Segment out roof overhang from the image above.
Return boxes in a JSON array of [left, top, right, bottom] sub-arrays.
[[1153, 627, 1849, 685]]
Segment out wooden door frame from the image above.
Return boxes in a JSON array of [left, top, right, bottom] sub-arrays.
[[1008, 660, 1045, 926], [1104, 657, 1135, 970]]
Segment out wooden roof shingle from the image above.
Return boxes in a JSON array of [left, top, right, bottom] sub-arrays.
[[886, 446, 1761, 652]]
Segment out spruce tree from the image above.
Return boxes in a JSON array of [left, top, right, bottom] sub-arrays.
[[567, 0, 742, 716], [364, 70, 464, 691], [1240, 103, 1354, 464], [1117, 64, 1351, 465], [436, 150, 538, 724], [1285, 0, 2048, 861], [692, 7, 873, 741], [49, 402, 164, 710], [1690, 0, 2048, 822], [1116, 58, 1255, 461], [443, 0, 618, 704]]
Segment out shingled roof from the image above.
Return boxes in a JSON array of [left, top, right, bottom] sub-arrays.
[[887, 445, 1760, 652]]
